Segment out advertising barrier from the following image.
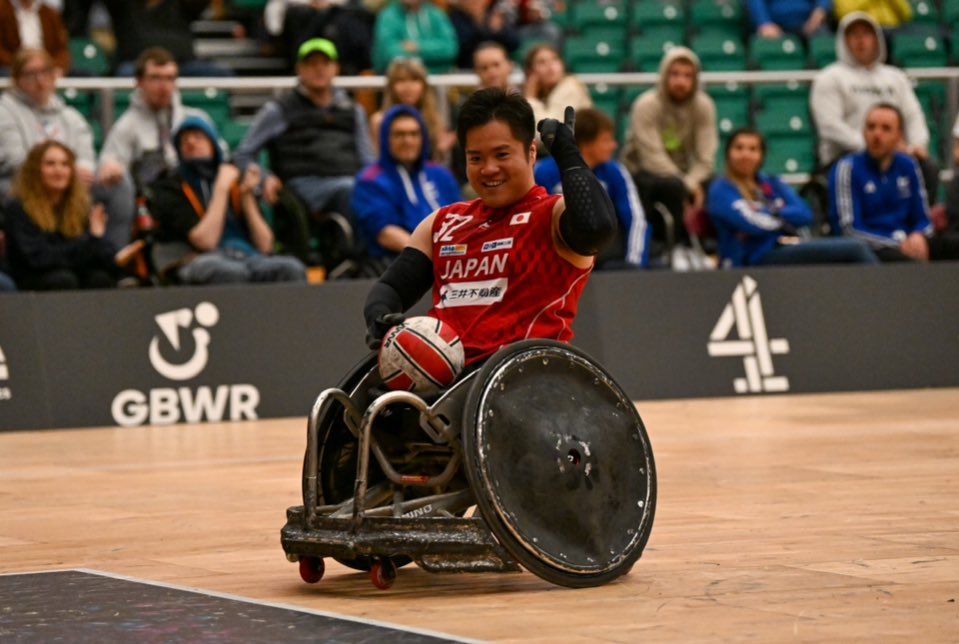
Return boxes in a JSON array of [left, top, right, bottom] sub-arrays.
[[1, 263, 957, 431]]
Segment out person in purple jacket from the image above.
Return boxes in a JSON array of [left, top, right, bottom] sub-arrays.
[[351, 104, 462, 270], [708, 127, 878, 267]]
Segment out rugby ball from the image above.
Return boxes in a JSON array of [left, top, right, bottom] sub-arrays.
[[378, 316, 465, 393]]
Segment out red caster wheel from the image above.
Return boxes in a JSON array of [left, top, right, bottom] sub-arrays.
[[370, 558, 397, 590], [298, 556, 325, 584]]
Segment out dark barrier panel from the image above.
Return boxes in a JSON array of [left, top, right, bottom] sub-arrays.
[[587, 264, 959, 399], [0, 297, 53, 430], [1, 263, 957, 431]]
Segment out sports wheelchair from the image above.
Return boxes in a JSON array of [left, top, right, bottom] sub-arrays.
[[281, 339, 657, 589]]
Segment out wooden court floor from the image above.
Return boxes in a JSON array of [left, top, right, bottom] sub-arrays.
[[2, 388, 957, 642]]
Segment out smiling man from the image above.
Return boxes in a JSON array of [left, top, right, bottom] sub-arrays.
[[363, 88, 616, 365]]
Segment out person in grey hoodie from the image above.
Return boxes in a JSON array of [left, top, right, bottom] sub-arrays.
[[96, 46, 219, 247], [620, 46, 718, 248], [0, 48, 93, 200], [810, 11, 937, 200], [0, 48, 142, 250]]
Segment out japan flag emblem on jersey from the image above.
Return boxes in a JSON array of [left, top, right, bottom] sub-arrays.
[[510, 211, 531, 225]]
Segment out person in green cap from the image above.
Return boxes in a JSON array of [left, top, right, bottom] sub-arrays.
[[232, 37, 375, 274]]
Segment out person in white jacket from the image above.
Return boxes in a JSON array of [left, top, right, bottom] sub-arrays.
[[810, 10, 937, 200]]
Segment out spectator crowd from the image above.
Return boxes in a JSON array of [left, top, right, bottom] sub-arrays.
[[1, 0, 958, 293]]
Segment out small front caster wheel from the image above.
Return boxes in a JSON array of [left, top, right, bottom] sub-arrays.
[[299, 556, 325, 584], [370, 558, 397, 590]]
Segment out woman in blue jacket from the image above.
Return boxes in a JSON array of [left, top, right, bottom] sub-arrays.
[[707, 128, 878, 267], [351, 105, 461, 267]]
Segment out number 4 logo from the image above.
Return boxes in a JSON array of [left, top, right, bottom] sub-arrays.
[[708, 276, 790, 394]]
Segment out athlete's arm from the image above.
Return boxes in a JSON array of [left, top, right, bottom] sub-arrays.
[[362, 212, 436, 348], [538, 107, 617, 265]]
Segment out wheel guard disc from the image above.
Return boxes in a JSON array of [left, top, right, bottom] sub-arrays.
[[468, 346, 654, 575]]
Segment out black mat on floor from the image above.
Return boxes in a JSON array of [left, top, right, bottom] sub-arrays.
[[0, 570, 463, 643]]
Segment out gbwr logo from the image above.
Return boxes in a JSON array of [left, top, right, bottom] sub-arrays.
[[111, 302, 260, 426]]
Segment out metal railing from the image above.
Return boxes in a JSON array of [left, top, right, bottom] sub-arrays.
[[3, 66, 958, 179]]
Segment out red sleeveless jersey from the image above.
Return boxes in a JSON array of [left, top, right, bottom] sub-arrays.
[[429, 186, 592, 365]]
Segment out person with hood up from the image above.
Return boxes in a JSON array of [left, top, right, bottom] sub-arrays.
[[148, 117, 307, 285], [620, 46, 718, 250], [810, 11, 936, 199], [351, 104, 462, 268]]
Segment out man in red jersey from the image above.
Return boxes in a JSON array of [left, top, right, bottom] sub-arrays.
[[364, 87, 617, 366]]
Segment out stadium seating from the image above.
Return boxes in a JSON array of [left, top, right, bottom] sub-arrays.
[[687, 0, 743, 33], [689, 30, 747, 71], [762, 136, 816, 174], [564, 35, 626, 73], [69, 38, 111, 76], [628, 27, 684, 71], [590, 83, 622, 120], [630, 0, 686, 32], [807, 33, 836, 69], [748, 34, 806, 71], [891, 32, 948, 67], [569, 0, 628, 32]]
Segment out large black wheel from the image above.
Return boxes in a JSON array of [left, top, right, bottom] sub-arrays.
[[462, 340, 656, 588]]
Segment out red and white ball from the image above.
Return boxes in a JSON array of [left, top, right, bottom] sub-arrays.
[[378, 316, 464, 394]]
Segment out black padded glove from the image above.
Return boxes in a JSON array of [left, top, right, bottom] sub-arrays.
[[366, 312, 406, 349], [537, 106, 584, 172]]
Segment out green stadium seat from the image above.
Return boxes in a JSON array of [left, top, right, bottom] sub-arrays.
[[589, 83, 622, 119], [221, 119, 251, 150], [113, 89, 133, 117], [69, 37, 110, 76], [762, 135, 815, 174], [755, 98, 812, 136], [563, 36, 626, 73], [915, 80, 946, 115], [688, 0, 744, 32], [891, 32, 948, 67], [749, 34, 806, 70], [579, 24, 628, 49], [690, 31, 747, 71], [944, 0, 959, 27], [753, 81, 808, 108], [623, 84, 654, 108], [909, 0, 940, 25], [59, 88, 96, 119], [570, 0, 628, 30], [181, 88, 232, 124], [807, 33, 836, 68], [713, 95, 750, 136], [628, 27, 684, 71], [630, 1, 686, 32]]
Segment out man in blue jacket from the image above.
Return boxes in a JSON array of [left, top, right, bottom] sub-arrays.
[[351, 104, 462, 268], [830, 103, 959, 261], [535, 107, 649, 269]]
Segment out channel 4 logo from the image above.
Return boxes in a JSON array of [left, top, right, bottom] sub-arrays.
[[708, 276, 790, 394]]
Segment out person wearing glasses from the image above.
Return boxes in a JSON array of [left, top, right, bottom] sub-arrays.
[[0, 49, 92, 200], [96, 46, 221, 248]]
